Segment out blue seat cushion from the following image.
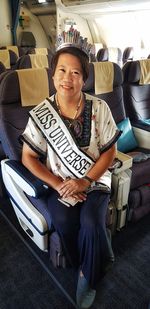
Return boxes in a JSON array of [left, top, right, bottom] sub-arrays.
[[117, 117, 138, 152]]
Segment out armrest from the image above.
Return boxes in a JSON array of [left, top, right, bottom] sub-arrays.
[[4, 160, 49, 198], [132, 126, 150, 149], [112, 151, 133, 175], [131, 120, 150, 132]]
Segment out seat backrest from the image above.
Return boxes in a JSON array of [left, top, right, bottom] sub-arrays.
[[97, 47, 122, 66], [19, 31, 36, 48], [82, 62, 95, 95], [0, 61, 6, 74], [0, 49, 18, 69], [83, 61, 125, 124], [0, 67, 55, 106], [18, 31, 36, 55], [15, 54, 53, 69], [0, 46, 25, 58], [97, 48, 108, 62], [0, 68, 56, 159], [122, 59, 150, 122], [108, 47, 122, 67], [29, 47, 53, 56], [122, 47, 134, 64]]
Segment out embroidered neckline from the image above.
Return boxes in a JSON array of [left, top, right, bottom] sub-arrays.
[[53, 94, 92, 147], [55, 93, 83, 124]]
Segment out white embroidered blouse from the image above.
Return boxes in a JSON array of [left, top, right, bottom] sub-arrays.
[[21, 93, 120, 190]]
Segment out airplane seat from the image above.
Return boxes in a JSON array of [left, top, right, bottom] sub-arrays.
[[93, 61, 126, 122], [89, 53, 97, 62], [0, 61, 6, 74], [82, 62, 95, 95], [0, 67, 57, 252], [18, 31, 36, 55], [94, 61, 150, 222], [0, 45, 25, 58], [15, 54, 53, 70], [83, 61, 132, 230], [108, 47, 122, 67], [28, 47, 54, 56], [96, 48, 108, 62], [0, 49, 18, 70], [122, 59, 150, 124], [122, 47, 134, 64], [0, 68, 14, 187], [97, 48, 122, 66]]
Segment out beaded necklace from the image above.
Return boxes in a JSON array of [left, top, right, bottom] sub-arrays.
[[55, 93, 82, 120]]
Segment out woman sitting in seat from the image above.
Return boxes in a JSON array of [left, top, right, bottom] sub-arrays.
[[21, 28, 120, 309]]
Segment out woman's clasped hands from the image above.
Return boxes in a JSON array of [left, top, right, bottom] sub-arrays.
[[57, 177, 90, 202]]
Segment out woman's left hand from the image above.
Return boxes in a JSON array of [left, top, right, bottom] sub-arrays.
[[57, 178, 89, 199]]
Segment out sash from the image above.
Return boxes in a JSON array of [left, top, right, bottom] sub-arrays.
[[30, 98, 95, 179]]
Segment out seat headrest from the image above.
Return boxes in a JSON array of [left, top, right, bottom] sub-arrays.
[[0, 50, 17, 68], [123, 59, 150, 84], [93, 61, 114, 94], [83, 62, 123, 94], [19, 31, 36, 47], [0, 68, 56, 106], [0, 46, 25, 57], [97, 48, 108, 62], [82, 63, 94, 92], [123, 47, 134, 63], [108, 47, 122, 62], [139, 59, 150, 84], [34, 48, 52, 55], [0, 61, 6, 74], [16, 54, 52, 69], [92, 61, 122, 94], [6, 46, 19, 58], [97, 47, 122, 65]]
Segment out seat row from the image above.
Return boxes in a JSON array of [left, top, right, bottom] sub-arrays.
[[0, 46, 54, 73], [96, 46, 150, 66], [1, 44, 149, 75]]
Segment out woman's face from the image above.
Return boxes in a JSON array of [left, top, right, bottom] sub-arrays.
[[53, 53, 84, 101]]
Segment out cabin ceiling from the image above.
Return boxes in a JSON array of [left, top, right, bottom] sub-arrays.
[[57, 0, 150, 14], [22, 0, 56, 15], [22, 0, 150, 15]]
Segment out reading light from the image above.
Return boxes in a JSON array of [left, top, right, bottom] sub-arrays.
[[38, 0, 47, 3]]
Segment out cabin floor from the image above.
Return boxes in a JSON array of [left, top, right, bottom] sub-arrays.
[[0, 197, 149, 309]]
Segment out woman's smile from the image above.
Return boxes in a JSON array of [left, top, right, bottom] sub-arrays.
[[53, 53, 84, 101]]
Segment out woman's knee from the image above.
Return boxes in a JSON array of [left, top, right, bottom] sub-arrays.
[[50, 205, 79, 234], [80, 194, 109, 230], [81, 211, 100, 231]]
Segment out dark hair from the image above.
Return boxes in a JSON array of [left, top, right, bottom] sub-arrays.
[[51, 47, 89, 82]]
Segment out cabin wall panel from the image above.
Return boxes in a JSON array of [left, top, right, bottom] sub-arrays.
[[17, 6, 50, 48], [95, 12, 141, 52], [0, 0, 12, 46], [94, 10, 150, 58], [38, 15, 56, 52]]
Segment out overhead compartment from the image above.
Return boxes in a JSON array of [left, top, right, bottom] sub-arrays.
[[61, 0, 120, 5], [24, 0, 56, 15]]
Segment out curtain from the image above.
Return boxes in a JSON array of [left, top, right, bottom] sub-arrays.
[[9, 0, 21, 45]]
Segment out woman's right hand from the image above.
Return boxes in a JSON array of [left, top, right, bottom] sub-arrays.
[[56, 178, 89, 200]]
